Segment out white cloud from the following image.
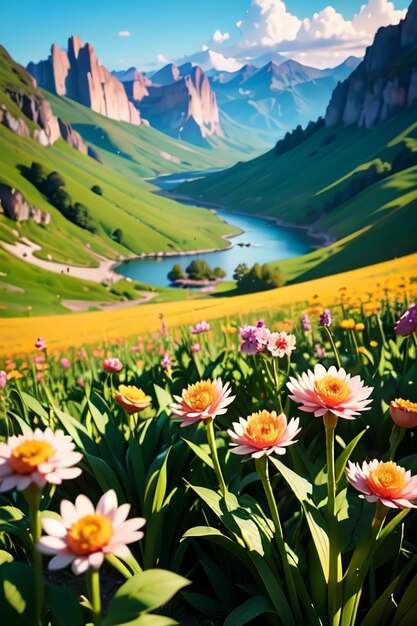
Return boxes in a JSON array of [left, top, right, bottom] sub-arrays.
[[156, 53, 170, 63], [117, 31, 131, 37], [207, 0, 407, 68], [212, 29, 230, 44], [239, 0, 302, 47]]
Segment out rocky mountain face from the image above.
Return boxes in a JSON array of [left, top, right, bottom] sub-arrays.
[[27, 36, 141, 126], [0, 184, 50, 224], [326, 0, 417, 128], [127, 64, 222, 146], [209, 58, 359, 138], [0, 45, 101, 162]]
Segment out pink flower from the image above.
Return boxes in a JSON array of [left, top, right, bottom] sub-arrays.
[[170, 378, 235, 427], [0, 371, 7, 388], [346, 460, 417, 509], [190, 321, 211, 334], [287, 363, 373, 419], [191, 343, 201, 353], [0, 428, 82, 492], [390, 398, 417, 429], [35, 337, 47, 351], [77, 377, 85, 387], [60, 358, 70, 369], [267, 332, 296, 358], [38, 490, 146, 575], [103, 357, 123, 373], [228, 410, 300, 459], [161, 352, 172, 371]]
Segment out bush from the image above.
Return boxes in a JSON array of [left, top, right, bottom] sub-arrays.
[[167, 263, 185, 282], [112, 228, 124, 244], [91, 185, 103, 196], [236, 262, 283, 293]]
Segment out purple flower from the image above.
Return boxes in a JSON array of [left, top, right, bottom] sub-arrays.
[[315, 343, 327, 358], [256, 319, 266, 328], [35, 337, 47, 351], [239, 325, 258, 354], [394, 304, 417, 337], [302, 314, 312, 332], [0, 371, 7, 388], [161, 352, 172, 371], [319, 309, 332, 327], [190, 321, 211, 334], [191, 343, 201, 353]]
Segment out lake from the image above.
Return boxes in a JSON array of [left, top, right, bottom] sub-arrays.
[[115, 171, 313, 287]]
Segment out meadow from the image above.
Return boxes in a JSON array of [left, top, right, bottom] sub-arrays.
[[0, 254, 417, 626]]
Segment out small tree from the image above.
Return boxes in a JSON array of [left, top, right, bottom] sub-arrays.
[[213, 267, 226, 279], [43, 171, 66, 197], [91, 185, 103, 196], [233, 263, 249, 281], [112, 228, 124, 244], [167, 263, 185, 282]]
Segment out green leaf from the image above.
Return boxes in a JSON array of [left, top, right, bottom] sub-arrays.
[[181, 437, 214, 469], [105, 569, 190, 625], [0, 562, 35, 625], [181, 526, 252, 568], [45, 582, 85, 626], [0, 551, 13, 565], [361, 556, 417, 626], [224, 595, 275, 626], [83, 452, 125, 495], [88, 399, 109, 434], [4, 579, 25, 614], [335, 427, 368, 484], [123, 616, 178, 626], [392, 573, 417, 626], [153, 385, 173, 414], [270, 458, 329, 581], [249, 552, 294, 626], [20, 391, 49, 425]]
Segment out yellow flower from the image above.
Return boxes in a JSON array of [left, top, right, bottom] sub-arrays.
[[7, 370, 23, 380], [357, 346, 367, 354], [339, 319, 356, 330], [114, 385, 151, 414], [370, 341, 378, 348], [355, 323, 365, 331], [221, 324, 237, 335]]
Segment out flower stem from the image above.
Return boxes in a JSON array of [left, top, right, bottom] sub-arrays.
[[324, 327, 342, 369], [205, 418, 227, 498], [256, 457, 304, 626], [87, 569, 102, 626], [389, 424, 405, 461], [25, 485, 44, 626], [324, 412, 341, 626]]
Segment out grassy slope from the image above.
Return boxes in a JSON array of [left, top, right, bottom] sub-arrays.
[[179, 109, 417, 282], [2, 251, 416, 355]]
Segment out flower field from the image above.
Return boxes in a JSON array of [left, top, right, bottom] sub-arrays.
[[1, 264, 417, 625]]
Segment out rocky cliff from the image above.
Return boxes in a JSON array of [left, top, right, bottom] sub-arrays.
[[326, 0, 417, 128], [0, 184, 51, 225], [27, 36, 141, 126], [128, 64, 222, 145]]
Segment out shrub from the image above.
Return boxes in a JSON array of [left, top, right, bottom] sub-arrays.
[[91, 185, 103, 196]]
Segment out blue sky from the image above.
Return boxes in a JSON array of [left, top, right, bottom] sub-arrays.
[[0, 0, 411, 70]]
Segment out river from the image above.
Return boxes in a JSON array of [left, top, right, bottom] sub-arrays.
[[115, 170, 313, 287]]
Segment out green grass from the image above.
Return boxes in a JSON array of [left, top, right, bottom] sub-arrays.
[[180, 108, 417, 283]]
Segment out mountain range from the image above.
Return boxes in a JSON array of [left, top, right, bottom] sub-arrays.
[[26, 36, 361, 147], [178, 0, 417, 283]]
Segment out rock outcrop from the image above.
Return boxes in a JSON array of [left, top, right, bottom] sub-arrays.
[[128, 64, 222, 146], [28, 36, 141, 126], [326, 0, 417, 128], [0, 184, 50, 225]]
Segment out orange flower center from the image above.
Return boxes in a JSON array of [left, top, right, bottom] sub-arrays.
[[366, 462, 407, 496], [315, 375, 351, 407], [183, 381, 216, 412], [67, 514, 113, 555], [9, 440, 54, 474], [391, 398, 417, 413], [246, 411, 286, 447]]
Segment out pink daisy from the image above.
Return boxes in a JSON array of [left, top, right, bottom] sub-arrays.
[[267, 332, 296, 358], [0, 428, 82, 492], [170, 378, 235, 427], [103, 357, 123, 373], [228, 410, 300, 459], [346, 460, 417, 509], [38, 490, 146, 575], [287, 364, 373, 419]]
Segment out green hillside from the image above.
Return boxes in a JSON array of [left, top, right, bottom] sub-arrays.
[[178, 108, 417, 282]]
